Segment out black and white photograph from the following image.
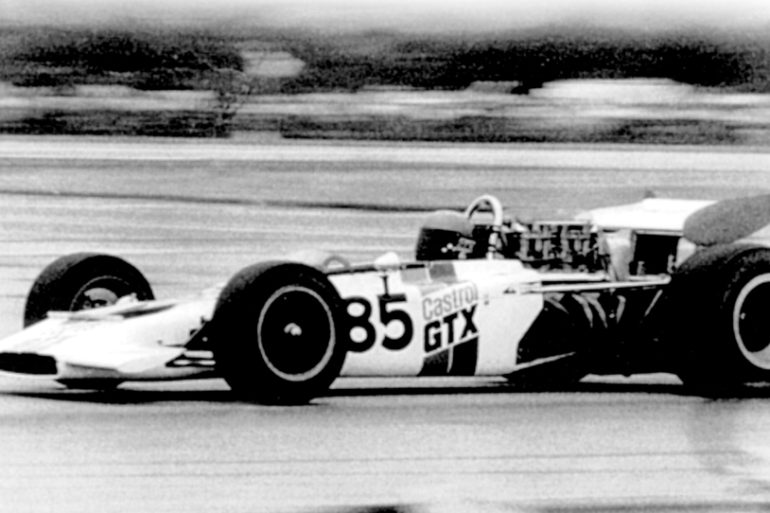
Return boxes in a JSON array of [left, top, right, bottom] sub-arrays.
[[1, 1, 770, 512]]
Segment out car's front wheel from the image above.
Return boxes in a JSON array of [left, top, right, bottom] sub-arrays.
[[212, 262, 346, 405]]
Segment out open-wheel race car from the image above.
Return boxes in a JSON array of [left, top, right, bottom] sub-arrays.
[[0, 193, 769, 404]]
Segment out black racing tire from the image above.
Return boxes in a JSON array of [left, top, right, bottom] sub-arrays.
[[666, 244, 770, 394], [212, 261, 347, 405], [24, 253, 154, 327]]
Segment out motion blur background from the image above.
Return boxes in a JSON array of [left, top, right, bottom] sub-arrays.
[[4, 0, 770, 143]]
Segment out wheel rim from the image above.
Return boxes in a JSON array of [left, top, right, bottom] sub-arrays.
[[257, 285, 336, 382], [734, 274, 770, 369], [70, 277, 132, 310]]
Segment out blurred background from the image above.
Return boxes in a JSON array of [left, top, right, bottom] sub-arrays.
[[3, 0, 770, 143]]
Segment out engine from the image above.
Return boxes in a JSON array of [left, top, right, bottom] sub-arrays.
[[415, 212, 607, 272], [500, 220, 606, 272], [414, 202, 688, 280]]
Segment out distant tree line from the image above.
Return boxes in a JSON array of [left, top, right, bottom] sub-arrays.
[[281, 32, 768, 92], [1, 27, 769, 93], [3, 29, 243, 89]]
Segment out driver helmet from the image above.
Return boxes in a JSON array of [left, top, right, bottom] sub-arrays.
[[415, 211, 476, 260]]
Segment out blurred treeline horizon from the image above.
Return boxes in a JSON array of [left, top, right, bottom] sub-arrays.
[[4, 25, 770, 141], [2, 25, 769, 92]]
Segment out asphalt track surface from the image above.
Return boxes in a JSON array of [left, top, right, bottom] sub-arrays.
[[1, 136, 770, 513]]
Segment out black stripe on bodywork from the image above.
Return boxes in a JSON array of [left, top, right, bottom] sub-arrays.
[[418, 337, 478, 377]]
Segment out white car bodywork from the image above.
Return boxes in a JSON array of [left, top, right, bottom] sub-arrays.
[[576, 198, 714, 233], [0, 296, 217, 381], [333, 259, 543, 377], [0, 259, 545, 382]]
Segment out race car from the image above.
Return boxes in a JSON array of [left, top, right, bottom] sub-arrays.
[[0, 193, 768, 404]]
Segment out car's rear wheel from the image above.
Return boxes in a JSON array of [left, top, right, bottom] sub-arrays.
[[667, 244, 770, 394], [24, 253, 154, 327], [212, 262, 346, 405]]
